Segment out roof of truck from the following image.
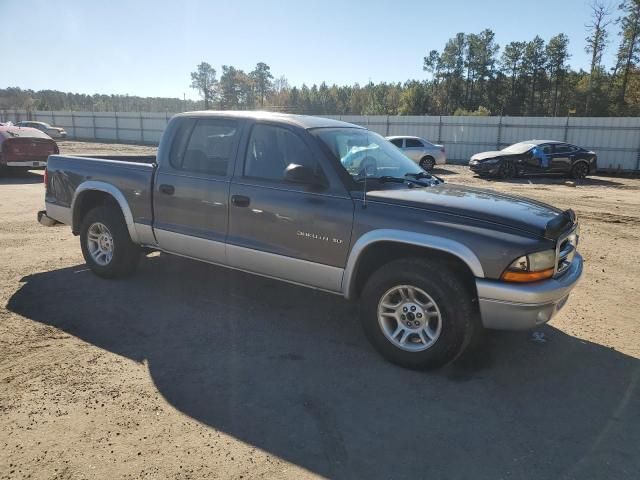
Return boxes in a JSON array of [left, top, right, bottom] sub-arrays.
[[175, 111, 364, 130]]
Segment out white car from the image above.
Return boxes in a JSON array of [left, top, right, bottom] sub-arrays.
[[15, 121, 67, 139], [386, 136, 446, 171]]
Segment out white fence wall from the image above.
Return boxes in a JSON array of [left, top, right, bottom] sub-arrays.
[[2, 110, 639, 170]]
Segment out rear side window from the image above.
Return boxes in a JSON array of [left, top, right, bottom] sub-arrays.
[[171, 118, 239, 176], [553, 144, 572, 154], [244, 124, 317, 181], [390, 138, 404, 148], [405, 138, 423, 148]]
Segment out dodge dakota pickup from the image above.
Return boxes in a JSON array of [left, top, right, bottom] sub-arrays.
[[38, 111, 583, 369]]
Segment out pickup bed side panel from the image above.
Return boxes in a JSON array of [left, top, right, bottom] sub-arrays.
[[45, 155, 155, 239]]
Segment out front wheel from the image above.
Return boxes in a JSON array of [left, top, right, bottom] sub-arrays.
[[499, 160, 516, 179], [80, 205, 140, 279], [360, 258, 478, 370]]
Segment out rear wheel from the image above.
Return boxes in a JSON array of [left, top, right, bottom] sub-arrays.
[[419, 156, 435, 171], [571, 162, 589, 179], [80, 205, 140, 278], [360, 258, 478, 370]]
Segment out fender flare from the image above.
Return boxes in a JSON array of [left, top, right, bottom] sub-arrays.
[[342, 229, 485, 299], [71, 181, 139, 243]]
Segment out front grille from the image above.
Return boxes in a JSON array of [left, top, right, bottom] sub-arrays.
[[555, 225, 579, 276]]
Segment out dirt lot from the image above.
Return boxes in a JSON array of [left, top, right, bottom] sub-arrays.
[[1, 141, 639, 479]]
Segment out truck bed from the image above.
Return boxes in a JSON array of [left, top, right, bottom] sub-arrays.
[[45, 154, 156, 229]]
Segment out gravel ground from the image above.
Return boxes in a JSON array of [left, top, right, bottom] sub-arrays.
[[1, 141, 639, 479]]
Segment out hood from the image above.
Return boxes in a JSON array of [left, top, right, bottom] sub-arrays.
[[470, 151, 509, 161], [367, 183, 563, 237]]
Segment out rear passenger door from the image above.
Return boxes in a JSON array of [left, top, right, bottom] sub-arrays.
[[227, 122, 354, 292], [403, 138, 424, 161], [550, 144, 574, 173], [153, 117, 243, 263]]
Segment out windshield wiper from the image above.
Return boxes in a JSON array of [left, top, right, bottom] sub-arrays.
[[405, 171, 444, 183], [354, 175, 434, 187]]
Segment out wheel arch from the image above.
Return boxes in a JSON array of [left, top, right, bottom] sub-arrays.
[[342, 230, 484, 300], [572, 159, 590, 168], [71, 181, 138, 242]]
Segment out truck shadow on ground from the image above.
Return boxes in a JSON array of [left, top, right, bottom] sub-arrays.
[[7, 254, 640, 479], [0, 170, 43, 185]]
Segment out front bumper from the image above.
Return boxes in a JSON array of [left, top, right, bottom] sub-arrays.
[[475, 253, 583, 330], [469, 160, 500, 175]]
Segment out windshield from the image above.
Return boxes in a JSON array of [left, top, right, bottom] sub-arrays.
[[314, 128, 423, 181], [501, 142, 536, 154]]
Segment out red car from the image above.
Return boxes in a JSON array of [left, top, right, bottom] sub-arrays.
[[0, 126, 59, 174]]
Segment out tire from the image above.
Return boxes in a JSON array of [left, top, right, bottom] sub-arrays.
[[359, 257, 478, 370], [498, 160, 516, 179], [570, 162, 589, 179], [419, 156, 435, 171], [80, 205, 140, 279]]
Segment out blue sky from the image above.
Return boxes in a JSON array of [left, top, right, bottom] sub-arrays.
[[1, 0, 621, 99]]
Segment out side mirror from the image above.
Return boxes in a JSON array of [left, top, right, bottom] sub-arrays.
[[283, 163, 327, 188]]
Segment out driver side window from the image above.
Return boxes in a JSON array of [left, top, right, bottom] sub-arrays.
[[244, 124, 317, 181]]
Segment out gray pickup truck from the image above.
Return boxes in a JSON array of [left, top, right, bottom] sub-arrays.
[[38, 111, 583, 369]]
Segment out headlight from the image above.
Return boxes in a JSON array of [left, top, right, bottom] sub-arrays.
[[482, 158, 501, 164], [501, 249, 555, 282]]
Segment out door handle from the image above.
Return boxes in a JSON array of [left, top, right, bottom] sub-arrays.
[[159, 184, 175, 195], [231, 195, 251, 207]]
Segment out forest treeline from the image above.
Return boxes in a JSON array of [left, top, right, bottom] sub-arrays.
[[2, 1, 639, 117]]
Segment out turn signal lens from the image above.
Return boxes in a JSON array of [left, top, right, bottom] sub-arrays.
[[501, 268, 554, 283]]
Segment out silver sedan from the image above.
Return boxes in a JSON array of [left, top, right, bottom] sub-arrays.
[[386, 136, 446, 171], [15, 121, 67, 138]]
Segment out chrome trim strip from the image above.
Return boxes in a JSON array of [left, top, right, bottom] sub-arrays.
[[71, 181, 139, 243], [554, 223, 579, 277], [227, 244, 344, 293], [342, 229, 485, 299], [45, 202, 72, 225]]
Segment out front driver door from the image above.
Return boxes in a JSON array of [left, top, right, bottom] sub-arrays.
[[227, 122, 354, 293]]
